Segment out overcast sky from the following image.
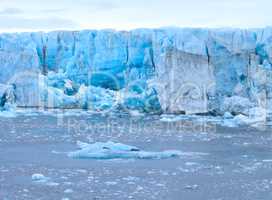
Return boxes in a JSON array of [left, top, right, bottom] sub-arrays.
[[0, 0, 271, 32]]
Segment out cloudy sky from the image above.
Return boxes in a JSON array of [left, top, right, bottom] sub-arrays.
[[0, 0, 271, 32]]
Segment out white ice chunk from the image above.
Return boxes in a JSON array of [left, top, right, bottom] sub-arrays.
[[0, 110, 17, 118], [160, 114, 192, 122], [31, 173, 59, 186], [31, 174, 49, 182], [223, 112, 233, 119], [0, 103, 17, 118], [222, 107, 267, 127]]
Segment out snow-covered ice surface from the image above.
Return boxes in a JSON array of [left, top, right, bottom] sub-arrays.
[[1, 113, 272, 199]]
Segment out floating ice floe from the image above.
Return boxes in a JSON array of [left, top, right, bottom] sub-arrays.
[[31, 173, 50, 183], [0, 103, 17, 118], [159, 114, 193, 122], [0, 110, 17, 118], [68, 141, 185, 160], [31, 173, 59, 186], [160, 114, 222, 124], [128, 110, 145, 117], [159, 107, 268, 128]]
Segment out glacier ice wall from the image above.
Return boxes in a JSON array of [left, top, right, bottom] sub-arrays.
[[0, 28, 272, 117]]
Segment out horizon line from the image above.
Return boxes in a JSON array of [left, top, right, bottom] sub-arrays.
[[1, 25, 272, 34]]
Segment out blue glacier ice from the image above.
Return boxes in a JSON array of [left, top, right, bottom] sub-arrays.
[[0, 28, 272, 118]]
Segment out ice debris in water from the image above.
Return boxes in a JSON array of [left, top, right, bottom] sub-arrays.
[[0, 103, 17, 118], [31, 173, 59, 186], [222, 107, 267, 127], [159, 107, 268, 128], [159, 114, 192, 122], [68, 141, 183, 160], [0, 110, 17, 118], [31, 174, 49, 182]]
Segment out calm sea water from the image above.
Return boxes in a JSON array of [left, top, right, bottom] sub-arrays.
[[1, 112, 272, 200]]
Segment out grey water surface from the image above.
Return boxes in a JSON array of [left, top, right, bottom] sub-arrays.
[[0, 113, 272, 200]]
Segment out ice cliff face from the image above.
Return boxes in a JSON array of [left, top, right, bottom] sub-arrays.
[[0, 28, 272, 118]]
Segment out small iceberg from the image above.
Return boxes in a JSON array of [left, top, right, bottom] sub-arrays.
[[68, 141, 183, 160], [31, 173, 59, 186], [0, 102, 17, 118], [221, 107, 267, 128], [32, 173, 50, 183]]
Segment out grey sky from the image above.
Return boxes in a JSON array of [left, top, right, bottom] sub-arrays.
[[0, 0, 271, 32]]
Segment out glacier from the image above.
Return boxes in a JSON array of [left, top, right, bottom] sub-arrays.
[[0, 28, 272, 120]]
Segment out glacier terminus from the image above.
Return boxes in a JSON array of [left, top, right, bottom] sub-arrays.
[[0, 27, 272, 121]]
